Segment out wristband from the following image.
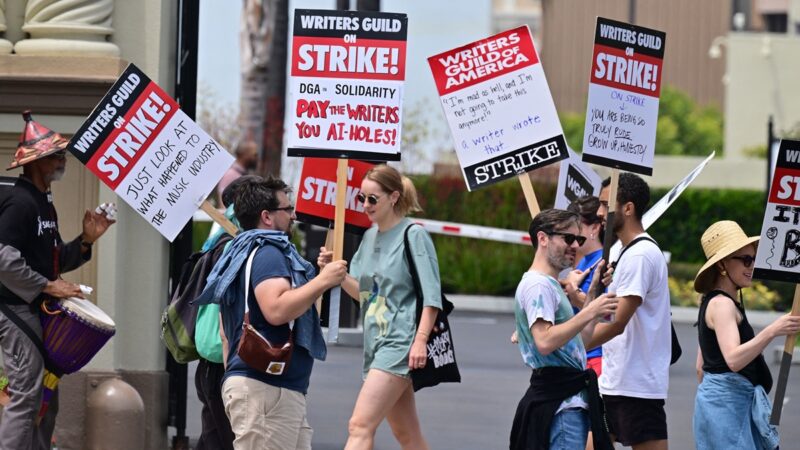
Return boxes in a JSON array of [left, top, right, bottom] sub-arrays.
[[80, 235, 94, 248], [416, 330, 430, 339]]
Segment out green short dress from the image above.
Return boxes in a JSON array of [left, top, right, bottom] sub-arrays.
[[350, 218, 443, 378]]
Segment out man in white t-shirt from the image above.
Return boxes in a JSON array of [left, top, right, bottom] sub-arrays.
[[510, 209, 618, 450], [587, 173, 671, 450]]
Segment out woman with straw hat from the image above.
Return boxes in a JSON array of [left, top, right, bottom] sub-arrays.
[[693, 220, 800, 450]]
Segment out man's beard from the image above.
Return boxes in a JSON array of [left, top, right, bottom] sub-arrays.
[[546, 246, 573, 271], [46, 167, 65, 183]]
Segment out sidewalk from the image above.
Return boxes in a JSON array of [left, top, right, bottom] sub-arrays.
[[448, 294, 800, 364]]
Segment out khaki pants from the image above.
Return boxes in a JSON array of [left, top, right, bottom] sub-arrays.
[[222, 376, 312, 450]]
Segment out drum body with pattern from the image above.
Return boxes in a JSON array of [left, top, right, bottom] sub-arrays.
[[40, 297, 116, 375]]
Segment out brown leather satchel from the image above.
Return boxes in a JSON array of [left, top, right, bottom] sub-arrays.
[[236, 247, 293, 375]]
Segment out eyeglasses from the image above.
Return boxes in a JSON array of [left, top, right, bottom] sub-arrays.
[[731, 255, 756, 268], [356, 192, 384, 205], [268, 205, 294, 214], [548, 232, 587, 247]]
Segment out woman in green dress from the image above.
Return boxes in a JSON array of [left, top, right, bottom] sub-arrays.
[[318, 164, 443, 450]]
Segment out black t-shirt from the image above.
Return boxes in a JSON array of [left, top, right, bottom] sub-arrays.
[[222, 244, 314, 394], [0, 177, 62, 305], [698, 290, 773, 392]]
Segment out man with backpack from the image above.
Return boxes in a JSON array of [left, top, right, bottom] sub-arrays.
[[196, 176, 347, 449], [587, 173, 671, 450]]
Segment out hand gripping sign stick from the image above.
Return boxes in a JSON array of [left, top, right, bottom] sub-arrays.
[[771, 286, 800, 425]]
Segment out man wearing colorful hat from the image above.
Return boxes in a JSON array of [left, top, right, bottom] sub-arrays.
[[0, 111, 115, 450]]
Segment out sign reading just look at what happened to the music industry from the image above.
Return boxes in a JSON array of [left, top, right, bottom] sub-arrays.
[[428, 26, 568, 191], [287, 9, 407, 161], [581, 17, 666, 176], [67, 64, 234, 242], [755, 140, 800, 284]]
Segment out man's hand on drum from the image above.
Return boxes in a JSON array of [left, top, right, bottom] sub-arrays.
[[43, 279, 84, 299], [81, 208, 116, 244]]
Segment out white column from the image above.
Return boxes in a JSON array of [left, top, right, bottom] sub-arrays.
[[13, 0, 119, 56], [0, 0, 11, 54]]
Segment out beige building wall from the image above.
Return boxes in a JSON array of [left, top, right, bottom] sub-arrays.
[[724, 33, 800, 158], [0, 0, 177, 448], [541, 0, 729, 113]]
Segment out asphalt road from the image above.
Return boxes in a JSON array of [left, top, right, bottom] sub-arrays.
[[184, 312, 800, 449]]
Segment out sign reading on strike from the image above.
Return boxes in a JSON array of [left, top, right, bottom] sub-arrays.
[[554, 148, 602, 209], [428, 26, 568, 191], [287, 9, 407, 161], [755, 140, 800, 283], [67, 64, 234, 242], [581, 17, 666, 176], [296, 157, 373, 234]]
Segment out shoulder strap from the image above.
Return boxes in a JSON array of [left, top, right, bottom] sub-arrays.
[[615, 236, 658, 265], [0, 302, 57, 374], [243, 246, 293, 331], [403, 224, 424, 325]]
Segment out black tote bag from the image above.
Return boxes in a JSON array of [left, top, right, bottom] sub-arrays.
[[403, 224, 461, 391]]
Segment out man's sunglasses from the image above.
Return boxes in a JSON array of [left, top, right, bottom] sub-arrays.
[[731, 255, 756, 268], [356, 193, 384, 205], [548, 232, 586, 247], [48, 150, 67, 160]]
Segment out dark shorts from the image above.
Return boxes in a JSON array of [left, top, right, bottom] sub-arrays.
[[603, 395, 667, 446]]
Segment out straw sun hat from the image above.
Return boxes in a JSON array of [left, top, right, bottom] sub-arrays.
[[693, 221, 759, 293]]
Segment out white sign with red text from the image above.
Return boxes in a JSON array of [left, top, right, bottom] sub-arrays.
[[67, 64, 234, 242], [581, 17, 666, 176], [287, 9, 407, 161], [428, 26, 568, 191]]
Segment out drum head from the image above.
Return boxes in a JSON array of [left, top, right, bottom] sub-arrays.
[[60, 297, 116, 331]]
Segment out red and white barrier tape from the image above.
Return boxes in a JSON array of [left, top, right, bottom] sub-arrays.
[[192, 211, 531, 246]]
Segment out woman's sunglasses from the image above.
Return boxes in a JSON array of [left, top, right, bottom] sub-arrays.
[[731, 255, 756, 268], [356, 193, 384, 205], [548, 232, 587, 247]]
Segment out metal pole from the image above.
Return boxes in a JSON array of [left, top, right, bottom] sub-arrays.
[[628, 0, 636, 24], [168, 1, 199, 449]]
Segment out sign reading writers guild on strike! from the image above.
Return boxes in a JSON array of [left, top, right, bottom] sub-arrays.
[[428, 26, 568, 191], [581, 18, 666, 176], [755, 140, 800, 283], [287, 9, 407, 161], [67, 64, 234, 242], [295, 157, 373, 234]]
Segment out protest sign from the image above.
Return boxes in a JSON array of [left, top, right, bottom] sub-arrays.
[[296, 157, 373, 233], [754, 140, 800, 283], [581, 17, 666, 176], [554, 148, 602, 209], [67, 64, 234, 242], [428, 26, 568, 193], [287, 9, 407, 161], [753, 139, 800, 425]]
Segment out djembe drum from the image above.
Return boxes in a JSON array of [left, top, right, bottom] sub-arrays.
[[39, 297, 116, 419]]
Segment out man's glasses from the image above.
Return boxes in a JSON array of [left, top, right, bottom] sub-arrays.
[[731, 255, 756, 268], [356, 193, 384, 205], [268, 205, 294, 214], [548, 232, 587, 247]]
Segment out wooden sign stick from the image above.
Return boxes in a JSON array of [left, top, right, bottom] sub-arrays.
[[595, 168, 620, 297], [518, 172, 540, 218], [770, 284, 800, 425], [315, 230, 334, 315], [200, 200, 239, 236], [327, 159, 349, 343]]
